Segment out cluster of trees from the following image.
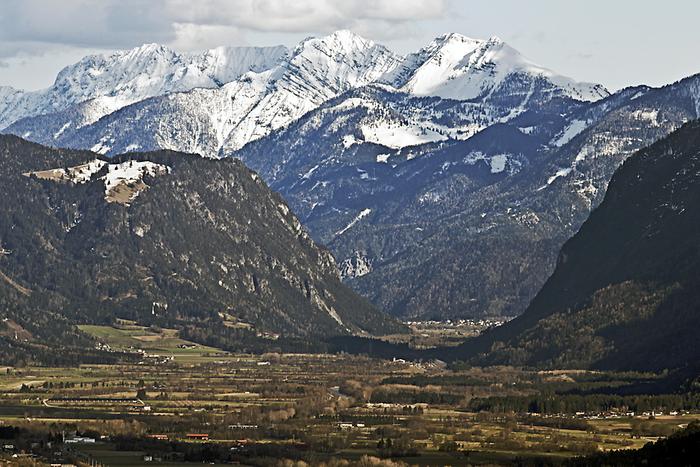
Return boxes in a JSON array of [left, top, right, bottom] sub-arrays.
[[113, 435, 308, 464], [468, 393, 700, 414], [0, 136, 405, 365], [0, 333, 129, 367], [520, 415, 592, 431], [380, 374, 488, 387], [370, 388, 462, 405]]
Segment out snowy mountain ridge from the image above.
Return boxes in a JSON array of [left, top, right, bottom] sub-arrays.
[[0, 42, 289, 129], [217, 30, 404, 152], [2, 30, 609, 157]]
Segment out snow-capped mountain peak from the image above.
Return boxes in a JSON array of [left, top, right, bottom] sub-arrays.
[[285, 29, 402, 96], [386, 33, 608, 102], [293, 29, 378, 56], [216, 30, 403, 152], [189, 44, 290, 85], [434, 31, 488, 48]]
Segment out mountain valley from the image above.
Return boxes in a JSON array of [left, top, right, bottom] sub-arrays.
[[4, 31, 699, 322], [1, 7, 700, 464]]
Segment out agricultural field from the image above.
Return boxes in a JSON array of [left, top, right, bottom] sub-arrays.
[[76, 322, 224, 363], [0, 328, 698, 466], [379, 319, 511, 349]]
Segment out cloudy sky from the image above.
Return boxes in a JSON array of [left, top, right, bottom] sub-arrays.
[[1, 0, 698, 91]]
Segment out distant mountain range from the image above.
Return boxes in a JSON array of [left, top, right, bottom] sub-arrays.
[[0, 135, 403, 363], [1, 31, 605, 156], [2, 30, 699, 323], [0, 43, 288, 130], [446, 120, 700, 372]]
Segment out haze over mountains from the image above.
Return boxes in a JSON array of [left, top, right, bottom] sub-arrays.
[[2, 29, 700, 326]]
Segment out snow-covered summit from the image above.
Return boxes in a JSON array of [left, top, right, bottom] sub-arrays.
[[215, 31, 606, 151], [147, 30, 404, 153], [282, 30, 402, 100], [386, 33, 608, 102]]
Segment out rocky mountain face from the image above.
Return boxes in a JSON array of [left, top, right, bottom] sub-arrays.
[[5, 30, 699, 322], [232, 84, 573, 317], [0, 135, 403, 360], [445, 120, 700, 371], [234, 74, 700, 320]]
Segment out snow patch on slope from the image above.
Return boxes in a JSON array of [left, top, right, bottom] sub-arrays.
[[376, 153, 391, 163], [545, 167, 573, 186], [489, 154, 508, 173], [361, 122, 447, 149], [631, 109, 660, 126], [552, 119, 588, 147], [463, 151, 515, 174], [53, 122, 72, 139], [343, 134, 360, 148], [69, 159, 108, 183], [335, 208, 372, 237], [102, 160, 170, 199]]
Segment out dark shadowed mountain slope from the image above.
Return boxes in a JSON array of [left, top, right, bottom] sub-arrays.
[[568, 421, 700, 466], [0, 135, 403, 361], [444, 120, 700, 371]]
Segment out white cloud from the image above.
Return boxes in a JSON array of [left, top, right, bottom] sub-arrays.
[[165, 0, 446, 31], [0, 1, 175, 54], [0, 0, 448, 56]]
